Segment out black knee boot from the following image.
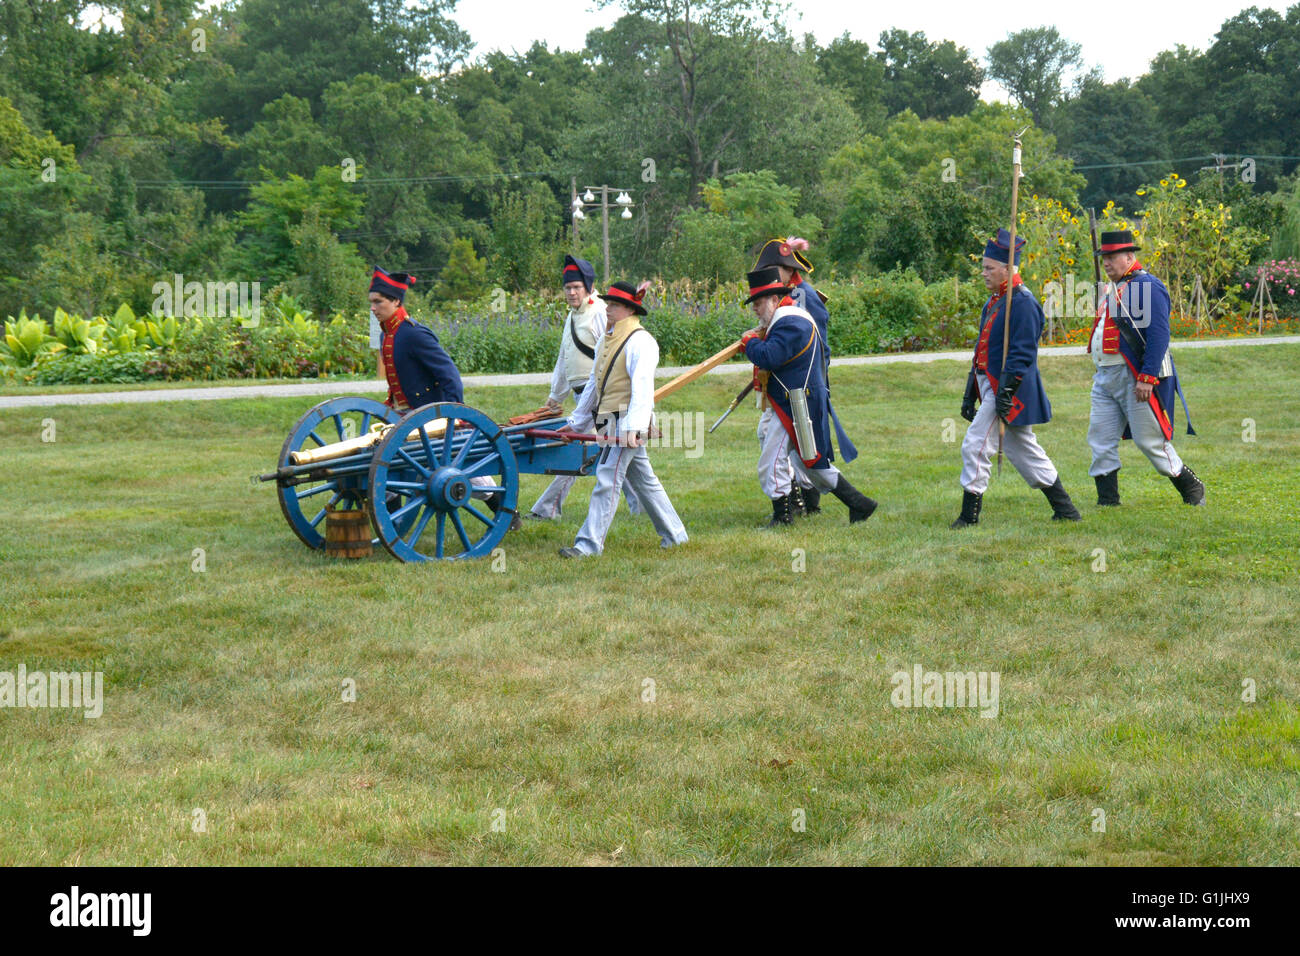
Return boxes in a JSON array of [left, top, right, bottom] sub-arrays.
[[801, 486, 821, 514], [1170, 465, 1206, 505], [1042, 477, 1082, 521], [830, 476, 877, 524], [1094, 469, 1120, 506], [764, 493, 793, 528], [951, 490, 981, 528]]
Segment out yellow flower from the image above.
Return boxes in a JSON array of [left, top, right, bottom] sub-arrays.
[[1176, 179, 1186, 188], [1066, 258, 1075, 265], [1137, 189, 1146, 196], [1160, 179, 1168, 186]]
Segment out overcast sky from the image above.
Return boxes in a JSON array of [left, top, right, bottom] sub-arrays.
[[455, 0, 1294, 98]]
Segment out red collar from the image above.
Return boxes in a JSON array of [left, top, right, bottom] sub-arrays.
[[382, 306, 409, 337], [789, 272, 803, 287]]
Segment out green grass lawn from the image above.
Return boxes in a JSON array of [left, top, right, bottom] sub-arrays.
[[2, 344, 1298, 865]]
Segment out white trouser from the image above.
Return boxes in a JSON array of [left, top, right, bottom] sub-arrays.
[[572, 442, 687, 555], [757, 407, 796, 498], [760, 408, 841, 495], [1088, 363, 1184, 477], [960, 372, 1059, 494]]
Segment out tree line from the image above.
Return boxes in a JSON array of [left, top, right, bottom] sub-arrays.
[[3, 0, 1300, 321]]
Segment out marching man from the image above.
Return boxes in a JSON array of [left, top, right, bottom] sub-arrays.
[[741, 266, 877, 526], [558, 281, 688, 558], [1087, 229, 1204, 506], [952, 231, 1081, 528], [750, 237, 857, 516], [526, 254, 640, 520]]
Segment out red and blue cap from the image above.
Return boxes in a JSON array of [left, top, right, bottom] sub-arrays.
[[369, 266, 416, 302]]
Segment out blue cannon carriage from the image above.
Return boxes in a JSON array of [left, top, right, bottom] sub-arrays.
[[259, 396, 599, 562]]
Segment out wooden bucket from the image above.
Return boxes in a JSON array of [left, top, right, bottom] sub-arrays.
[[325, 505, 372, 558]]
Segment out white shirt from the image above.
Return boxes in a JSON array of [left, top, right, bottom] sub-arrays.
[[548, 295, 606, 405], [568, 321, 658, 437]]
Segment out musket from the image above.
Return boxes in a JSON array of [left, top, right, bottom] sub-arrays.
[[1088, 207, 1174, 436], [996, 129, 1027, 477], [708, 380, 755, 433]]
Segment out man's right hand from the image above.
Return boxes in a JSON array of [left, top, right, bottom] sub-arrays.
[[961, 397, 977, 422]]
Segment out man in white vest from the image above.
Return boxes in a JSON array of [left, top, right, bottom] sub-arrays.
[[527, 255, 640, 519], [559, 281, 688, 558]]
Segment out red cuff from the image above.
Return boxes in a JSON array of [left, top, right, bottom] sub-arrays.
[[740, 331, 761, 350], [1136, 373, 1159, 385]]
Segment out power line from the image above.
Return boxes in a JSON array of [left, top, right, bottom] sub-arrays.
[[131, 169, 570, 190], [1073, 154, 1300, 171]]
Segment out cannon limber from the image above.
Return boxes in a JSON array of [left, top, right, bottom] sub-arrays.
[[256, 341, 743, 562]]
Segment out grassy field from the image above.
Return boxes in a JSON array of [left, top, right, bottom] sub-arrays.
[[2, 344, 1298, 865]]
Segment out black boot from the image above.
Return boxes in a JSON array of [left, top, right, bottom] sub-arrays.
[[1042, 478, 1082, 521], [764, 493, 793, 528], [1094, 470, 1120, 506], [801, 486, 821, 515], [830, 476, 877, 524], [950, 490, 981, 528], [485, 492, 522, 531], [1170, 465, 1206, 505], [789, 485, 807, 517]]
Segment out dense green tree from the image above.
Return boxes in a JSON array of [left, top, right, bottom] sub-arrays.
[[815, 33, 888, 133], [986, 26, 1084, 126], [877, 29, 983, 120], [1053, 76, 1169, 210]]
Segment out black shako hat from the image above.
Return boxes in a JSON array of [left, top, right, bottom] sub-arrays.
[[744, 266, 792, 305]]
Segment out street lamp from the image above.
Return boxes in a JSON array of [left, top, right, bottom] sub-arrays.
[[571, 185, 637, 286]]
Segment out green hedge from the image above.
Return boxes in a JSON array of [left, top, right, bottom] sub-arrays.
[[9, 274, 993, 385]]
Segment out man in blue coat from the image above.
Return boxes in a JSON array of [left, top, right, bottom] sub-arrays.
[[740, 266, 877, 526], [751, 237, 858, 516], [1086, 230, 1204, 506], [952, 231, 1081, 528], [369, 266, 517, 528], [368, 267, 463, 412]]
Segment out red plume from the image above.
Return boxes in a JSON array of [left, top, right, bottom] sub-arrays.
[[785, 237, 809, 251], [634, 280, 651, 302]]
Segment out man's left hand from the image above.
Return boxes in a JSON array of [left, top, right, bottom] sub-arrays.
[[1135, 381, 1154, 403], [623, 431, 644, 448]]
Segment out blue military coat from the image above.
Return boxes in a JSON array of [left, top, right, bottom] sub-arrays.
[[1091, 268, 1194, 437], [974, 282, 1051, 427], [789, 275, 857, 462], [390, 319, 464, 407], [743, 302, 834, 468]]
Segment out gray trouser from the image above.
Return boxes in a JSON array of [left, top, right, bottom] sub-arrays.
[[573, 443, 688, 556], [529, 473, 642, 519], [1088, 363, 1184, 477], [960, 372, 1059, 494]]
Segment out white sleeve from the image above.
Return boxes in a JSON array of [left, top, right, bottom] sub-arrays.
[[368, 311, 383, 350], [547, 313, 570, 406], [620, 333, 659, 435]]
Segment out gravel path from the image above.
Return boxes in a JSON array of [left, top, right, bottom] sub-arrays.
[[3, 334, 1297, 409]]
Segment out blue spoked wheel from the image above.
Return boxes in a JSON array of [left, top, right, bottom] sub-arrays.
[[367, 403, 519, 562], [276, 396, 405, 550]]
